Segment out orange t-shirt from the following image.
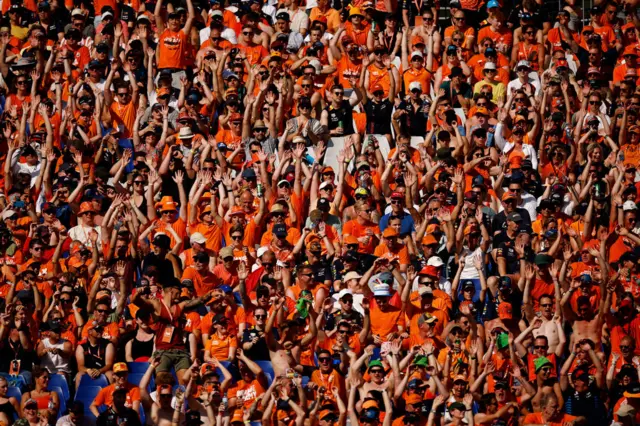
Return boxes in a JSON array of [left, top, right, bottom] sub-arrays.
[[523, 412, 576, 426], [374, 243, 410, 265], [369, 303, 405, 341], [229, 379, 265, 408], [81, 321, 120, 341], [403, 67, 432, 95], [93, 383, 140, 409], [366, 63, 393, 98], [110, 101, 137, 139], [189, 221, 223, 253], [157, 29, 189, 70], [476, 27, 513, 53], [181, 266, 221, 296], [205, 332, 237, 361], [343, 220, 379, 254]]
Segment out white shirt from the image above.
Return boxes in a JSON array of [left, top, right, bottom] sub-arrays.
[[502, 141, 539, 170], [68, 224, 101, 249], [507, 77, 541, 96], [199, 26, 237, 45], [11, 150, 41, 187]]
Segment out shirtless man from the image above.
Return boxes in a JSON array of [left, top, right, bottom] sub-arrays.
[[522, 260, 564, 354], [562, 277, 612, 353], [265, 297, 318, 377]]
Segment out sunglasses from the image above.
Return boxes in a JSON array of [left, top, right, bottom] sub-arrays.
[[318, 357, 331, 363], [231, 235, 243, 240], [255, 314, 267, 319]]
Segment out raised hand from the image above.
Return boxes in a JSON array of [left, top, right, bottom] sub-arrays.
[[172, 170, 184, 185]]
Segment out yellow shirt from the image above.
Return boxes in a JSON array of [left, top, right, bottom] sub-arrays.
[[11, 24, 29, 40], [473, 79, 506, 103]]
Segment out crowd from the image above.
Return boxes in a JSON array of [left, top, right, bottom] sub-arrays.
[[0, 0, 639, 424]]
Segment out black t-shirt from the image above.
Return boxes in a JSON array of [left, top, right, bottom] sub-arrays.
[[242, 327, 270, 360], [97, 407, 142, 426], [325, 100, 355, 135], [491, 207, 532, 234], [397, 99, 430, 137], [495, 234, 519, 274], [364, 99, 393, 135]]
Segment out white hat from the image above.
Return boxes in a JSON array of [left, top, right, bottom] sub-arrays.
[[343, 271, 362, 282], [71, 8, 84, 17], [335, 289, 353, 300], [179, 127, 194, 139], [102, 11, 113, 19], [373, 283, 391, 297], [516, 60, 531, 69], [623, 200, 638, 211], [190, 232, 206, 244], [257, 246, 269, 258], [418, 286, 433, 296], [409, 81, 422, 92], [211, 10, 223, 16], [411, 51, 423, 59], [319, 181, 332, 190], [309, 59, 322, 74], [483, 61, 497, 70], [427, 256, 444, 267], [2, 210, 16, 220], [617, 403, 637, 418]]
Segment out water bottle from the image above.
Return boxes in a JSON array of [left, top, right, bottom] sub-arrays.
[[48, 396, 54, 411], [221, 396, 228, 410], [256, 183, 263, 197]]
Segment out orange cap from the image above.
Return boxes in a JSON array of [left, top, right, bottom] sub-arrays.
[[502, 192, 517, 201], [229, 206, 245, 216], [498, 302, 513, 320], [406, 393, 423, 405], [113, 362, 128, 373], [157, 87, 171, 97], [78, 201, 95, 215], [411, 35, 425, 46], [422, 234, 438, 246], [382, 228, 398, 238], [623, 46, 639, 57]]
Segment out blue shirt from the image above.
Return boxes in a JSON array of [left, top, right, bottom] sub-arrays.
[[379, 212, 415, 237]]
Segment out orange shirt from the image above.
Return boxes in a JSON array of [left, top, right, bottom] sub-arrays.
[[260, 224, 301, 247], [403, 67, 432, 95], [374, 243, 410, 265], [343, 219, 379, 254], [476, 27, 513, 53], [212, 263, 239, 287], [344, 22, 370, 46], [157, 29, 189, 70], [334, 56, 363, 89], [369, 303, 405, 341], [181, 266, 221, 297], [205, 332, 237, 361], [67, 44, 91, 71], [110, 101, 137, 139], [229, 379, 265, 409], [309, 7, 341, 33], [311, 369, 345, 402], [366, 63, 393, 98], [151, 218, 187, 251], [189, 221, 223, 253], [81, 321, 120, 341], [523, 412, 576, 426], [239, 44, 270, 66], [93, 383, 140, 409]]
